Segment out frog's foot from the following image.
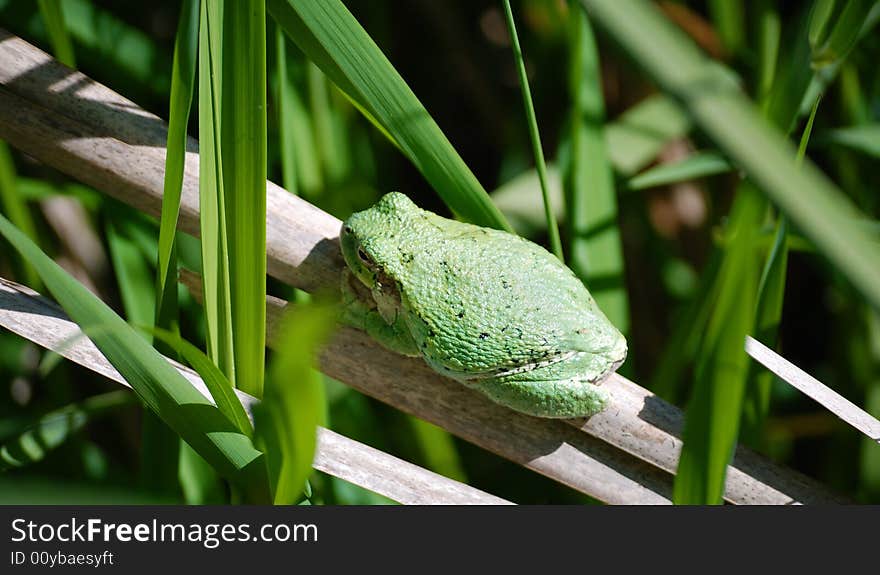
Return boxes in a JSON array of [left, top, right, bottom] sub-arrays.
[[463, 353, 617, 419], [340, 269, 421, 357]]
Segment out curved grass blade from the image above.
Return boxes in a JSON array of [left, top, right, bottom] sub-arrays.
[[626, 152, 732, 191], [0, 212, 269, 501], [817, 124, 880, 158], [502, 0, 562, 260], [145, 326, 252, 436], [0, 390, 134, 471], [268, 0, 511, 231]]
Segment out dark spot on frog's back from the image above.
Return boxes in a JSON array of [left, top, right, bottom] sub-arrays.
[[479, 332, 489, 340], [457, 310, 465, 319]]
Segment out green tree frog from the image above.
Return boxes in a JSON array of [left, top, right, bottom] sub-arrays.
[[340, 192, 627, 418]]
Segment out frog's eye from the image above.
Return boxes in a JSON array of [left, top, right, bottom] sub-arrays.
[[357, 247, 372, 264]]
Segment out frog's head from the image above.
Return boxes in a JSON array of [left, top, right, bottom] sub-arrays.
[[340, 192, 419, 288]]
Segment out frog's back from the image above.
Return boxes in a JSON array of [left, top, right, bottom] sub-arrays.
[[393, 217, 615, 378]]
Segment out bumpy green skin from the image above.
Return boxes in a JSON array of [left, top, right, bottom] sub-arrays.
[[340, 192, 627, 418]]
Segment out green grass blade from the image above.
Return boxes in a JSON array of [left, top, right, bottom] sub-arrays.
[[0, 141, 40, 288], [564, 3, 627, 331], [254, 302, 335, 504], [649, 251, 721, 402], [106, 217, 155, 329], [580, 0, 880, 312], [36, 0, 76, 68], [818, 124, 880, 157], [199, 0, 235, 382], [307, 62, 349, 188], [275, 32, 323, 197], [220, 0, 267, 398], [0, 212, 269, 500], [765, 7, 815, 132], [755, 0, 781, 104], [146, 326, 252, 436], [268, 0, 511, 231], [179, 441, 227, 504], [408, 417, 467, 483], [502, 0, 562, 260], [673, 184, 763, 504], [0, 390, 134, 471], [708, 0, 745, 55], [275, 25, 299, 196], [626, 152, 731, 191], [742, 96, 821, 443], [156, 0, 199, 337], [810, 0, 876, 68]]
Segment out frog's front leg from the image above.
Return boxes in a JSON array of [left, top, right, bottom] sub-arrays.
[[462, 353, 613, 418], [341, 269, 420, 357]]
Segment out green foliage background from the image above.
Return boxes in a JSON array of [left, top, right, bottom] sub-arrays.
[[0, 0, 878, 504]]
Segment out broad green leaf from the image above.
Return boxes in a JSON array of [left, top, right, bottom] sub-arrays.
[[0, 212, 269, 500], [268, 0, 511, 231], [254, 302, 335, 505], [564, 3, 628, 331], [0, 390, 134, 471], [626, 152, 732, 191], [580, 0, 880, 312]]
